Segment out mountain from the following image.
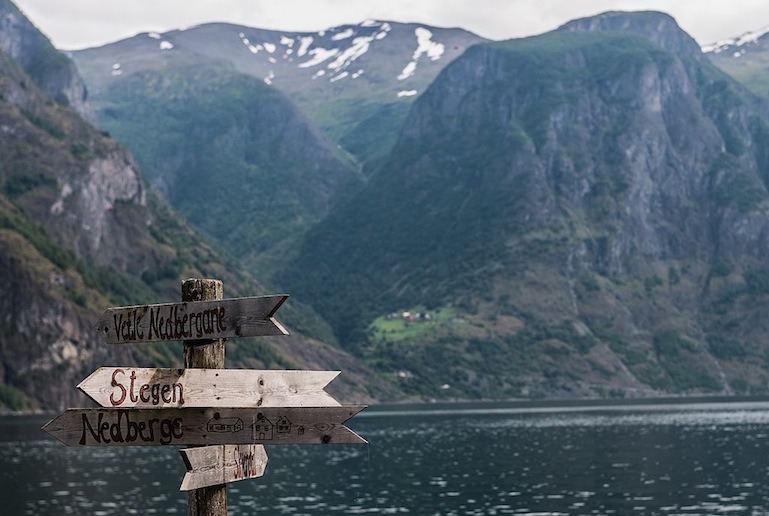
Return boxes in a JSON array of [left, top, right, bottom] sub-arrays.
[[73, 21, 486, 174], [0, 41, 183, 410], [73, 61, 361, 273], [0, 0, 92, 119], [704, 25, 769, 98], [70, 21, 485, 272], [0, 2, 390, 411], [558, 10, 703, 56], [280, 11, 769, 400], [45, 7, 769, 403]]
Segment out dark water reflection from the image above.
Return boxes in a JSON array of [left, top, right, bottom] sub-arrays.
[[4, 400, 769, 514]]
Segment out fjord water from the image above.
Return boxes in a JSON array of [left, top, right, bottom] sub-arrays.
[[4, 400, 769, 515]]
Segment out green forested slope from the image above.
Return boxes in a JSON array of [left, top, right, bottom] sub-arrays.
[[280, 22, 769, 400]]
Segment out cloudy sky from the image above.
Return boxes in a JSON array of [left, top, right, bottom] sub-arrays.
[[12, 0, 769, 51]]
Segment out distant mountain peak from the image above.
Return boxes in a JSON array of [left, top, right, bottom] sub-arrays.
[[557, 10, 702, 57], [227, 20, 450, 91], [109, 20, 476, 99], [74, 18, 485, 181], [0, 0, 93, 119], [702, 25, 769, 56], [243, 20, 394, 84]]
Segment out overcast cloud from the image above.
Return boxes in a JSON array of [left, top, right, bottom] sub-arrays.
[[11, 0, 769, 50]]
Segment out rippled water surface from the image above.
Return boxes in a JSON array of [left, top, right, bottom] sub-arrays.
[[4, 400, 769, 514]]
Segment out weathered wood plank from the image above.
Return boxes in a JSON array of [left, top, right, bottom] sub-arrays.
[[78, 368, 342, 408], [94, 295, 289, 344], [179, 444, 268, 491], [182, 278, 227, 516], [41, 406, 367, 447]]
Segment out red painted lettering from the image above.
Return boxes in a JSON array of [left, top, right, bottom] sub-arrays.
[[110, 369, 127, 406]]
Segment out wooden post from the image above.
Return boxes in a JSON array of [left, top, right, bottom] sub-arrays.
[[182, 278, 226, 516]]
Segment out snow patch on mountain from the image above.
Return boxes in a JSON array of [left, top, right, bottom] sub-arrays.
[[330, 71, 349, 82], [233, 21, 431, 85], [159, 41, 174, 51], [297, 37, 313, 57], [375, 23, 392, 40], [398, 27, 445, 81], [332, 28, 355, 41], [239, 34, 263, 54], [327, 36, 372, 72], [415, 27, 445, 60], [291, 22, 387, 82], [397, 62, 417, 81], [299, 47, 340, 68], [703, 26, 769, 54]]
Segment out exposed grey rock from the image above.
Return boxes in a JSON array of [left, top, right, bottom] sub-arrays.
[[0, 0, 94, 120]]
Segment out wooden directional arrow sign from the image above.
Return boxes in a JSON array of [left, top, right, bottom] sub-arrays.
[[95, 295, 289, 344], [42, 406, 366, 447], [180, 444, 268, 491], [78, 368, 342, 408]]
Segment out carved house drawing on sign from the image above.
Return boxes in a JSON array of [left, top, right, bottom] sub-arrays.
[[276, 415, 292, 434], [251, 413, 273, 440], [207, 417, 244, 433]]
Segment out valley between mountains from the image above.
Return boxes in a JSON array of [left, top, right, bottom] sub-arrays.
[[3, 1, 769, 409]]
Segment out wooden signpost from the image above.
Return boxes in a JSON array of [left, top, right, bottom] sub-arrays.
[[42, 406, 367, 446], [42, 278, 366, 516], [78, 367, 342, 408], [95, 295, 289, 344], [180, 444, 268, 491]]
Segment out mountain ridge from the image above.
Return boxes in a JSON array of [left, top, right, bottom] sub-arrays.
[[12, 6, 769, 405], [704, 23, 769, 98], [73, 20, 487, 175], [280, 12, 769, 399], [0, 0, 93, 119], [0, 2, 391, 411], [70, 19, 487, 274]]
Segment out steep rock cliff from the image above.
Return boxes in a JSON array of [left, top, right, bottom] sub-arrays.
[[0, 47, 155, 276], [0, 0, 93, 120], [0, 6, 390, 410], [557, 10, 703, 57], [78, 62, 362, 273], [282, 12, 769, 399]]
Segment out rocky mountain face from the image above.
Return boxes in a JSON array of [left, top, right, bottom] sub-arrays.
[[281, 12, 769, 400], [557, 10, 703, 57], [17, 5, 769, 405], [0, 0, 92, 120], [70, 21, 484, 273], [76, 61, 361, 272], [0, 44, 162, 410], [0, 3, 388, 411], [73, 21, 486, 176]]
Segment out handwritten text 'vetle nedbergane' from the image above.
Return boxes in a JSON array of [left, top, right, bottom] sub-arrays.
[[95, 295, 290, 344], [111, 304, 226, 342]]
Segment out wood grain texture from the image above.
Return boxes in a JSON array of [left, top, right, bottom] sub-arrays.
[[180, 444, 268, 491], [182, 278, 227, 516], [95, 294, 289, 344], [41, 406, 367, 447], [78, 368, 342, 408]]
